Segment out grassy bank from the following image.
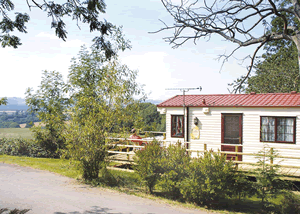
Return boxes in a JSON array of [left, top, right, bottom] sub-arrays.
[[2, 155, 299, 214], [0, 155, 80, 178], [0, 128, 33, 139]]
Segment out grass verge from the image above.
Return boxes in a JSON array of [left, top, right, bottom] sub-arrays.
[[1, 155, 298, 214], [0, 155, 80, 178]]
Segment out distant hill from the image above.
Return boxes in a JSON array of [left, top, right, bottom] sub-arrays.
[[0, 97, 163, 110], [146, 99, 163, 105], [0, 97, 28, 110]]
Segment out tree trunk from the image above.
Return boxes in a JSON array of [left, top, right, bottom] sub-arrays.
[[292, 27, 300, 74]]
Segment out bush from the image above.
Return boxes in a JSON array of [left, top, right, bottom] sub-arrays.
[[134, 140, 165, 193], [158, 142, 190, 199], [252, 148, 287, 209], [31, 126, 64, 158], [0, 137, 50, 158], [279, 191, 300, 214], [180, 150, 240, 206]]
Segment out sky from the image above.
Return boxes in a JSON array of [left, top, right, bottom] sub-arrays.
[[0, 0, 263, 101]]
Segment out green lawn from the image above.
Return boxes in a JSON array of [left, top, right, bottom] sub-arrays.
[[1, 155, 299, 214], [0, 128, 33, 139], [0, 155, 81, 178]]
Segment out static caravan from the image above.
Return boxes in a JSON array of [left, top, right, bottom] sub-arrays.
[[157, 92, 300, 169]]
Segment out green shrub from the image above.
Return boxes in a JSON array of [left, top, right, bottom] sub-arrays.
[[0, 137, 50, 158], [279, 191, 300, 214], [158, 142, 190, 199], [252, 148, 287, 209], [31, 126, 64, 158], [180, 150, 239, 206], [134, 140, 165, 193]]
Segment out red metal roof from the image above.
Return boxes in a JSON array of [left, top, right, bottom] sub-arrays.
[[157, 92, 300, 107]]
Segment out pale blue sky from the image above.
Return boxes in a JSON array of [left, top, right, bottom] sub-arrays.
[[0, 0, 262, 101]]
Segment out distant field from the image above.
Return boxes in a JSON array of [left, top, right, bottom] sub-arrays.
[[0, 128, 33, 139]]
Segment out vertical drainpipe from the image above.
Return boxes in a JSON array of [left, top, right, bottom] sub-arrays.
[[186, 106, 189, 149]]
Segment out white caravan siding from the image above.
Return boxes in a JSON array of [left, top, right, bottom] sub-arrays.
[[163, 107, 300, 167]]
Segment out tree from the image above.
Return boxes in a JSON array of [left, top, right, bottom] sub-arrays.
[[25, 70, 70, 157], [158, 0, 300, 92], [139, 102, 166, 131], [8, 122, 19, 128], [233, 43, 300, 93], [0, 97, 7, 106], [0, 0, 130, 58], [64, 45, 144, 180]]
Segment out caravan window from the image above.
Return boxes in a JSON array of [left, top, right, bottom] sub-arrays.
[[171, 115, 184, 138], [261, 117, 296, 144]]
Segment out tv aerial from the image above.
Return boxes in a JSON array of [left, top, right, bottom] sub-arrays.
[[165, 86, 202, 142]]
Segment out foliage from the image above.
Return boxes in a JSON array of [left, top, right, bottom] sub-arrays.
[[0, 97, 7, 106], [159, 0, 300, 93], [158, 142, 190, 199], [0, 137, 50, 158], [252, 148, 287, 209], [26, 70, 69, 157], [63, 45, 144, 181], [233, 42, 300, 93], [278, 191, 300, 214], [138, 102, 166, 132], [134, 140, 165, 193], [180, 150, 240, 206], [2, 154, 300, 213], [0, 111, 40, 128], [0, 0, 130, 59]]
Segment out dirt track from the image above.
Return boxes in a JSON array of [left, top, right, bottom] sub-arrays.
[[0, 163, 215, 214]]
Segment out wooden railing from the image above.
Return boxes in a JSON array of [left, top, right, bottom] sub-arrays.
[[107, 137, 300, 174]]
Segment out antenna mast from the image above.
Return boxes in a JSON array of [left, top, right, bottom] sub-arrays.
[[165, 86, 202, 142]]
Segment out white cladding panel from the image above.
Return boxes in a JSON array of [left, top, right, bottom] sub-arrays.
[[164, 107, 300, 166]]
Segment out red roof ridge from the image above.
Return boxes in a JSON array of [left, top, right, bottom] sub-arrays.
[[157, 92, 300, 107]]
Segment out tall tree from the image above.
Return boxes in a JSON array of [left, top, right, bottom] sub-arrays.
[[158, 0, 300, 92], [0, 0, 130, 58], [25, 70, 70, 157], [138, 102, 166, 131], [233, 43, 300, 93], [64, 45, 144, 180]]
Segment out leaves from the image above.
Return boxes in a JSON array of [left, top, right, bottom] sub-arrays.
[[25, 70, 70, 156], [234, 43, 300, 93], [64, 45, 144, 180], [0, 0, 129, 58], [0, 97, 7, 106]]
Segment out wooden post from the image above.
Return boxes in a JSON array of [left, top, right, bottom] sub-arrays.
[[235, 145, 238, 169], [204, 143, 207, 153], [270, 147, 274, 165], [127, 140, 130, 162]]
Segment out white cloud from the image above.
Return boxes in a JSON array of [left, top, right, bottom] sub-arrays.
[[60, 39, 87, 48], [35, 32, 59, 40], [121, 52, 182, 100]]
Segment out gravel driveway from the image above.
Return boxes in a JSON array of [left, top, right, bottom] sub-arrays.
[[0, 163, 216, 214]]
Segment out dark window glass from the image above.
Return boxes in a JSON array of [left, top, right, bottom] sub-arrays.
[[261, 117, 295, 143], [171, 115, 184, 138]]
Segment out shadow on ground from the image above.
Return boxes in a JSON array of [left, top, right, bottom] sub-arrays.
[[54, 206, 155, 214]]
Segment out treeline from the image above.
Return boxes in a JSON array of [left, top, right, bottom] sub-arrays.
[[0, 111, 40, 128], [0, 103, 164, 131]]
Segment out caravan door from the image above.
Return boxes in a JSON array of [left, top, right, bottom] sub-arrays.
[[221, 113, 243, 161]]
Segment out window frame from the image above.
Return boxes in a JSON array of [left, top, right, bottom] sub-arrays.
[[171, 115, 184, 138], [260, 116, 296, 144]]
